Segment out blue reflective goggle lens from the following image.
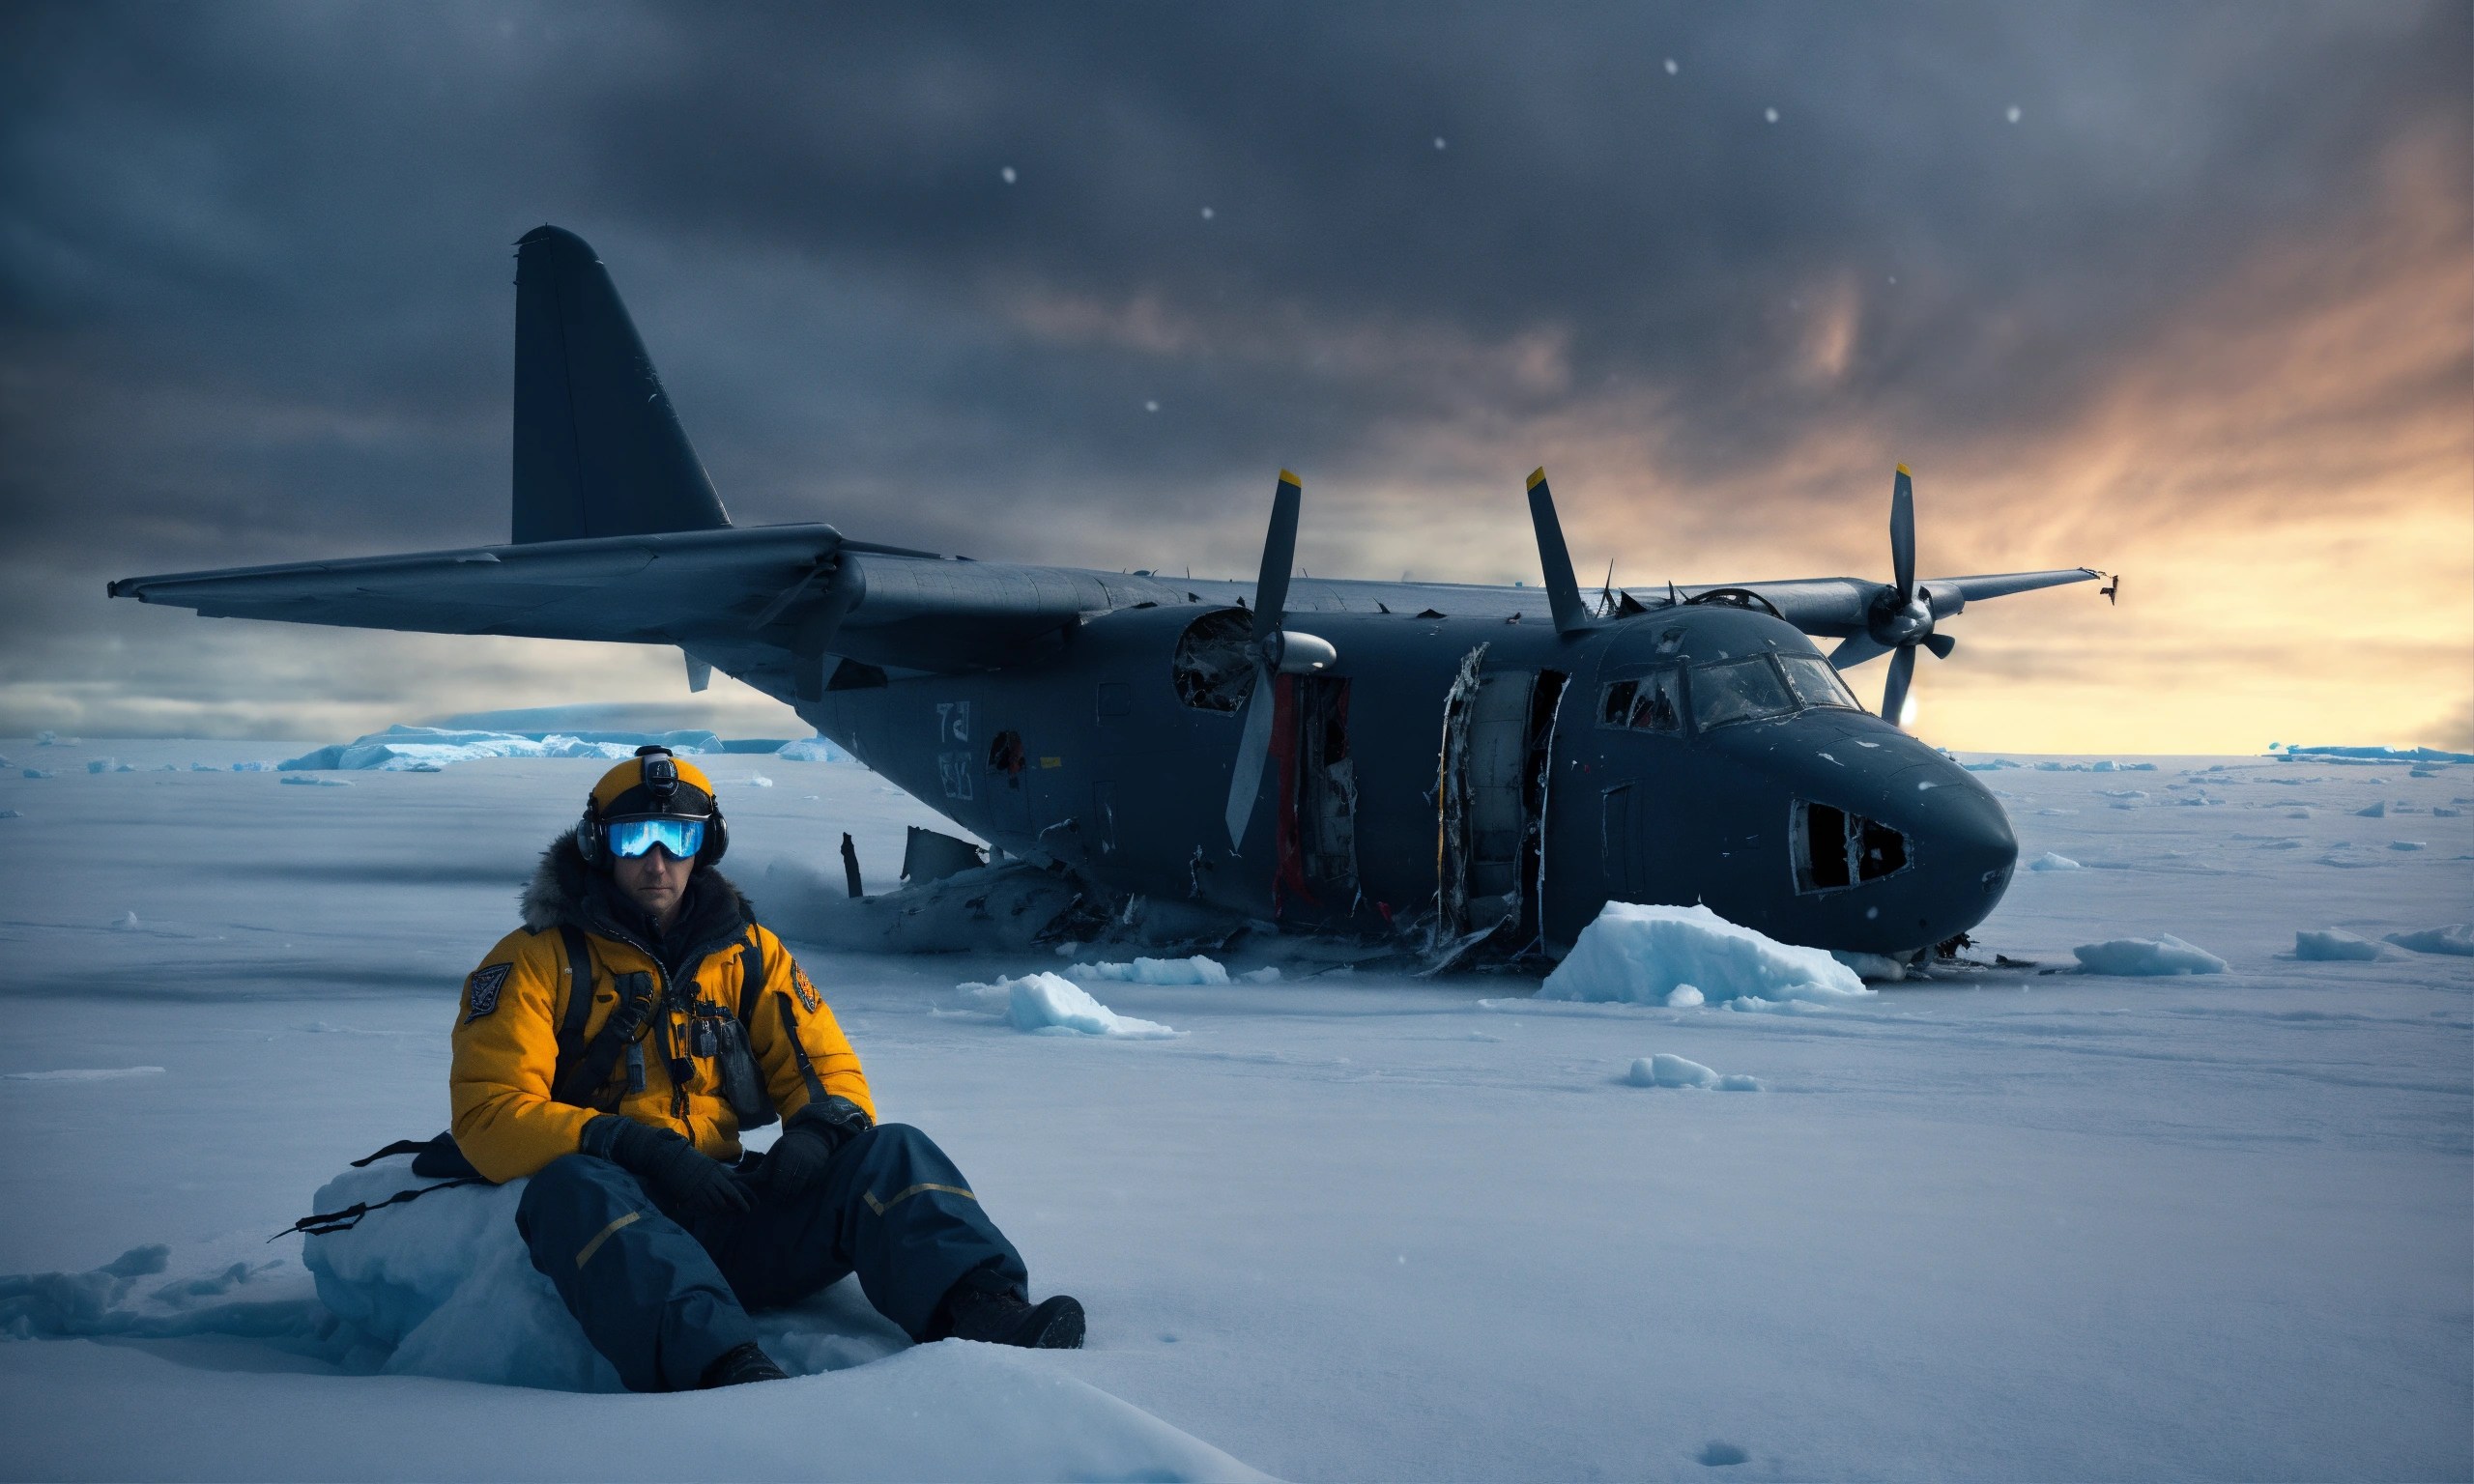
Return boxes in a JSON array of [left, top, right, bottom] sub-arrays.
[[606, 817, 705, 860]]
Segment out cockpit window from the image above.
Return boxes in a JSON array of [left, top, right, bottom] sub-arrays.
[[1776, 653, 1860, 711], [1598, 671, 1683, 731], [1628, 670, 1683, 731], [1690, 657, 1795, 729]]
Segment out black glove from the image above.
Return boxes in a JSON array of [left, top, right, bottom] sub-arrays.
[[760, 1096, 874, 1202], [581, 1116, 751, 1216]]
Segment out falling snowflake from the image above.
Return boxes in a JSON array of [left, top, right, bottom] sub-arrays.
[[1663, 58, 1678, 74], [1433, 136, 1447, 150], [1764, 107, 1779, 124], [1200, 206, 1214, 219], [2005, 105, 2023, 124], [1144, 400, 1160, 413], [1000, 166, 1017, 184]]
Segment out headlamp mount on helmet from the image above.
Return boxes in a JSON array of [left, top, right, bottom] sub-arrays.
[[577, 745, 729, 869]]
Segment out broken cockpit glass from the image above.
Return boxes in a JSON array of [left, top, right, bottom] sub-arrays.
[[1774, 653, 1861, 712], [1597, 671, 1683, 732], [1602, 651, 1863, 735], [1690, 657, 1795, 728]]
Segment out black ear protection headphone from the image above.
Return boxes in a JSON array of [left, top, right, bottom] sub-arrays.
[[576, 745, 730, 869]]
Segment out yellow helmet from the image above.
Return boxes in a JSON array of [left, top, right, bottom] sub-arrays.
[[579, 747, 728, 867]]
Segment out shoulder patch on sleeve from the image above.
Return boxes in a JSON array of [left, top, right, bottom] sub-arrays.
[[790, 963, 822, 1013], [465, 962, 513, 1022]]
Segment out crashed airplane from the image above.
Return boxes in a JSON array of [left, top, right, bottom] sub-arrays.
[[110, 225, 2104, 963]]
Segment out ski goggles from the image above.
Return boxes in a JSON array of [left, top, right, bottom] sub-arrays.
[[606, 816, 706, 860]]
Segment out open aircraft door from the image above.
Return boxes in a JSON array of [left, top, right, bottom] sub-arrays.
[[1437, 651, 1568, 947]]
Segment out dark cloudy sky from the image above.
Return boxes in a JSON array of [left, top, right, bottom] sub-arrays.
[[4, 1, 2467, 751]]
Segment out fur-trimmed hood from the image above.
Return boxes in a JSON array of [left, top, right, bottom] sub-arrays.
[[521, 827, 758, 965]]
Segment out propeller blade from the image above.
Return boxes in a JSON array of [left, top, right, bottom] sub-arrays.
[[1881, 644, 1917, 726], [1890, 464, 1915, 601], [1251, 470, 1303, 633], [1223, 666, 1280, 849], [1828, 633, 1890, 670], [1923, 632, 1955, 660], [1524, 467, 1591, 635]]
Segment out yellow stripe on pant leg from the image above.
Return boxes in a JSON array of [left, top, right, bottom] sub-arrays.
[[575, 1210, 641, 1268], [861, 1184, 975, 1216]]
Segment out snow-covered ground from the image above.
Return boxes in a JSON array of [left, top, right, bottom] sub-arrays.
[[1, 739, 2467, 1480]]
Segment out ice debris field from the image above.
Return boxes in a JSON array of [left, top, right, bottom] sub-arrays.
[[0, 737, 2468, 1481]]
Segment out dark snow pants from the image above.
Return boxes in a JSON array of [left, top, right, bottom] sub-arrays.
[[515, 1123, 1028, 1392]]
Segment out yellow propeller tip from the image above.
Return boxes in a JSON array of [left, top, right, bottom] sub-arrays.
[[1278, 469, 1301, 486], [1526, 467, 1548, 489], [1895, 463, 1912, 476]]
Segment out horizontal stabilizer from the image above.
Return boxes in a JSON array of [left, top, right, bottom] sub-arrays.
[[107, 526, 1179, 690]]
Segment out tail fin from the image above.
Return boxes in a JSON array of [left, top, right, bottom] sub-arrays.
[[511, 225, 732, 543]]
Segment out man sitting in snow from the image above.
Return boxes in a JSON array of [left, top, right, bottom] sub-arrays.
[[448, 747, 1082, 1391]]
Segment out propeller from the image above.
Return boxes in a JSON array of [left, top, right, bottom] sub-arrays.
[[1827, 465, 1957, 726], [1224, 471, 1338, 851]]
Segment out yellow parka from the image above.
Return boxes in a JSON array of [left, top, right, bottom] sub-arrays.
[[449, 832, 873, 1184]]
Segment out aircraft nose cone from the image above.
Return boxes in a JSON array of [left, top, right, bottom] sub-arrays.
[[1896, 764, 2018, 903]]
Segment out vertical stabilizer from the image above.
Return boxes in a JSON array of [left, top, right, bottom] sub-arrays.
[[512, 225, 732, 543]]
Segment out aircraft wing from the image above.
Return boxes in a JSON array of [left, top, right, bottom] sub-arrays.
[[1692, 568, 2101, 636], [108, 525, 1187, 688]]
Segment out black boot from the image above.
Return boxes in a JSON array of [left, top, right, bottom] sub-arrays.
[[699, 1341, 790, 1388], [935, 1275, 1085, 1350]]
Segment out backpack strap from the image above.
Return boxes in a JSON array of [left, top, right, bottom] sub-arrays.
[[775, 995, 829, 1105], [551, 926, 595, 1095], [736, 928, 764, 1027], [273, 1178, 484, 1241], [555, 970, 660, 1107], [744, 927, 829, 1105], [349, 1139, 436, 1167]]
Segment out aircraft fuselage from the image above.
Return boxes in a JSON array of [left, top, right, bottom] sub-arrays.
[[806, 592, 2015, 958]]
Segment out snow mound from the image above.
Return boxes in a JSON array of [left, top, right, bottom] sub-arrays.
[[2279, 744, 2474, 764], [303, 1162, 942, 1389], [280, 774, 353, 787], [0, 1244, 311, 1344], [303, 1166, 621, 1390], [2383, 924, 2473, 956], [776, 735, 849, 762], [20, 768, 51, 779], [2354, 802, 2386, 818], [278, 726, 676, 772], [2073, 934, 2228, 976], [1665, 985, 1704, 1007], [1070, 955, 1231, 985], [2294, 929, 2381, 961], [1829, 951, 1907, 982], [2028, 852, 2082, 870], [11, 1222, 1258, 1477], [84, 757, 115, 773], [959, 973, 1183, 1038], [1539, 902, 1873, 1008], [1626, 1053, 1762, 1091]]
